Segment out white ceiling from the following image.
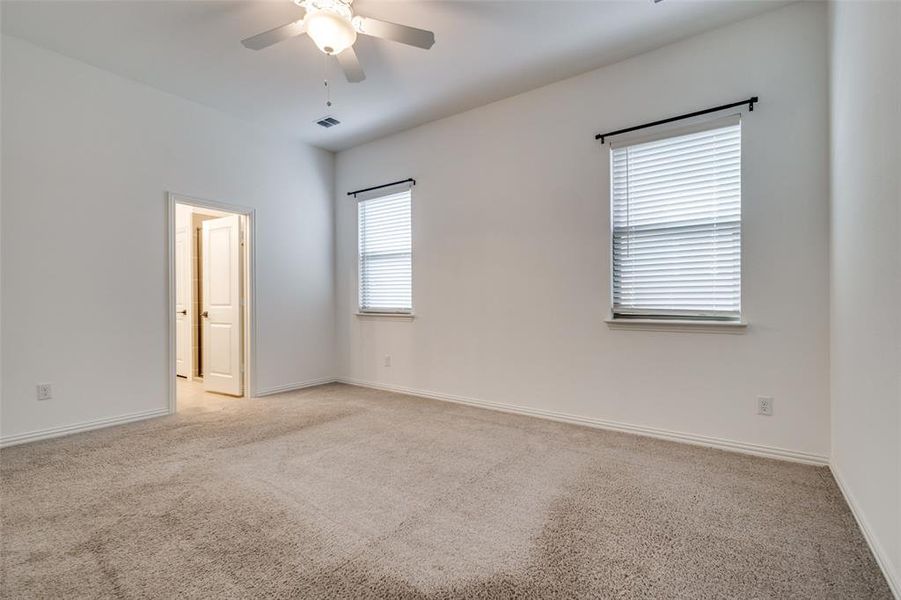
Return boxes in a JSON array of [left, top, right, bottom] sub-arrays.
[[1, 0, 785, 152]]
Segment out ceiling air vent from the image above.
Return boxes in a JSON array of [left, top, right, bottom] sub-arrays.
[[316, 116, 341, 128]]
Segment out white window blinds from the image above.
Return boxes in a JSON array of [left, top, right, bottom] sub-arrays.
[[358, 188, 412, 313], [611, 118, 741, 320]]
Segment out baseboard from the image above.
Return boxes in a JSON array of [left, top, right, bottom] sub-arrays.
[[830, 463, 900, 599], [0, 379, 338, 447], [336, 378, 829, 466], [255, 377, 337, 397], [0, 407, 170, 448]]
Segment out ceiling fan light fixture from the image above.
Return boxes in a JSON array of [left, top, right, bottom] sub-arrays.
[[242, 0, 434, 84], [304, 9, 357, 55]]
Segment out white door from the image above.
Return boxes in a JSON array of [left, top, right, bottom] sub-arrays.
[[201, 214, 243, 396], [174, 225, 191, 377]]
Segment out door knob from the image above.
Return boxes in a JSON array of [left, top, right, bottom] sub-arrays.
[[201, 311, 209, 318], [178, 309, 187, 315]]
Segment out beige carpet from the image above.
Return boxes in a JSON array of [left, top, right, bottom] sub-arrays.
[[1, 382, 892, 599]]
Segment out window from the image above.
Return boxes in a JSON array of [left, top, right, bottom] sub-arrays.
[[358, 188, 412, 313], [611, 117, 741, 321]]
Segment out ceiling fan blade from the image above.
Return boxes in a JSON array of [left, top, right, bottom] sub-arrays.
[[336, 47, 366, 83], [241, 19, 306, 51], [353, 16, 435, 50]]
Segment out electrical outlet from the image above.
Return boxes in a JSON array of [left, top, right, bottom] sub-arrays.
[[36, 383, 53, 401], [384, 355, 392, 367], [757, 396, 774, 416]]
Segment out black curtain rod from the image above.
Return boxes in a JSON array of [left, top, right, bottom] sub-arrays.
[[347, 178, 416, 198], [595, 96, 758, 143]]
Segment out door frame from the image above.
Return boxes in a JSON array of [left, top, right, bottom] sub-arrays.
[[166, 192, 256, 413]]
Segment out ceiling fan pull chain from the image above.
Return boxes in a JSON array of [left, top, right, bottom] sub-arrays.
[[323, 53, 332, 108]]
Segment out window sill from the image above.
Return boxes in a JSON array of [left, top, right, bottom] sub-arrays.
[[604, 318, 748, 334], [356, 312, 415, 320]]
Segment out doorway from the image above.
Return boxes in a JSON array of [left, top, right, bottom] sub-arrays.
[[168, 194, 254, 413]]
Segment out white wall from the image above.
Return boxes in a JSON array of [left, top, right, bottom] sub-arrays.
[[335, 3, 831, 460], [829, 1, 901, 593], [0, 35, 336, 442]]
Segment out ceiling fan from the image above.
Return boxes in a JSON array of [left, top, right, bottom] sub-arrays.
[[241, 0, 435, 83]]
